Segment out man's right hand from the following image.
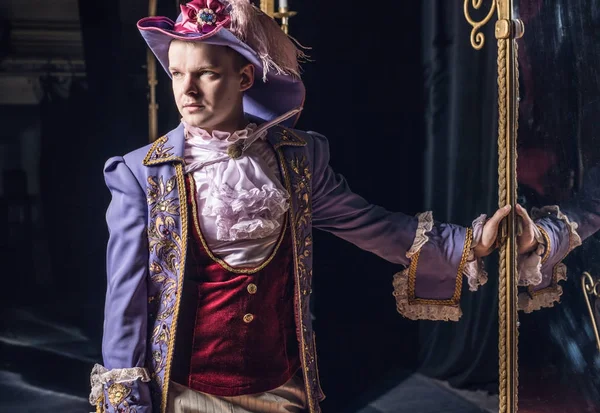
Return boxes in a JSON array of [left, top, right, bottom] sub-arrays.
[[516, 204, 539, 254]]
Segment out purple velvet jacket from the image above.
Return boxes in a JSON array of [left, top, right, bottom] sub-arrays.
[[93, 123, 478, 413]]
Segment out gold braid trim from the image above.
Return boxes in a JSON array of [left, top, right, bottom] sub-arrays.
[[96, 393, 104, 413], [536, 224, 551, 265], [187, 176, 288, 273], [392, 228, 473, 321], [160, 164, 189, 413], [519, 264, 567, 313], [514, 39, 521, 410], [496, 36, 509, 413]]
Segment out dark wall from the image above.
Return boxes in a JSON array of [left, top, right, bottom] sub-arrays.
[[291, 2, 425, 411]]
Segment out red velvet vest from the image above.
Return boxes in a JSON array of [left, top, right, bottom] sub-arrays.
[[173, 175, 300, 397]]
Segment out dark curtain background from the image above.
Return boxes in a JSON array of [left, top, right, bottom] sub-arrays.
[[77, 0, 150, 346], [290, 2, 425, 411], [417, 0, 500, 394]]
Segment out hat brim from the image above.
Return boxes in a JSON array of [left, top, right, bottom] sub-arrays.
[[138, 17, 305, 127]]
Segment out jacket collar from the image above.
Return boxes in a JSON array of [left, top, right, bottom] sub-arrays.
[[143, 120, 306, 167], [142, 123, 185, 166]]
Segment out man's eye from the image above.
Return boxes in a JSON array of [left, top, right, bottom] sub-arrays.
[[171, 71, 182, 77]]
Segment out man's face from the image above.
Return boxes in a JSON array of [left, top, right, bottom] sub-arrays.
[[168, 41, 254, 132]]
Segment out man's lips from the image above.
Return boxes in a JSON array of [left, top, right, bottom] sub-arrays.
[[183, 104, 204, 112]]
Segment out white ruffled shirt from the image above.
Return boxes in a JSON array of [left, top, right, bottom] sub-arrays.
[[184, 122, 289, 268]]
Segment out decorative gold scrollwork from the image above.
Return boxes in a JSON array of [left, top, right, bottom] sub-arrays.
[[464, 0, 498, 50], [582, 272, 600, 352]]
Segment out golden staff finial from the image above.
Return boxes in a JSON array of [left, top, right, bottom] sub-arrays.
[[260, 0, 297, 34]]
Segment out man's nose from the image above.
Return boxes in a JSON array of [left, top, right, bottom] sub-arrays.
[[183, 75, 198, 95]]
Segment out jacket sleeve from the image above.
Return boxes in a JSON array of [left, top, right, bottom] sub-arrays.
[[516, 167, 600, 312], [89, 156, 152, 412], [309, 132, 483, 321]]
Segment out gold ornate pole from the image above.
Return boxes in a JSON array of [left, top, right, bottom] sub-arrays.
[[464, 1, 524, 412], [496, 2, 517, 411], [260, 0, 275, 14], [148, 0, 159, 142], [496, 1, 524, 411], [260, 0, 297, 34], [273, 8, 297, 35]]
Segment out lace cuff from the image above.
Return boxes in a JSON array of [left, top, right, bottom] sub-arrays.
[[407, 211, 433, 259], [518, 264, 567, 313], [517, 225, 547, 287], [392, 268, 461, 321], [89, 364, 151, 411], [464, 214, 488, 291]]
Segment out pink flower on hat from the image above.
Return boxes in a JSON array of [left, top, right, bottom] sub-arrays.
[[175, 0, 231, 34]]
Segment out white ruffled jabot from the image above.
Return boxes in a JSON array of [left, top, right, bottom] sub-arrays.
[[183, 110, 300, 242]]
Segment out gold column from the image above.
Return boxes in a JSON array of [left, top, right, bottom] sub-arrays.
[[148, 0, 158, 142], [464, 1, 524, 412], [260, 0, 297, 34], [495, 1, 524, 411], [260, 0, 275, 14]]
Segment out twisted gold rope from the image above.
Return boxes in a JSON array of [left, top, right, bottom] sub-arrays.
[[497, 36, 508, 412], [513, 37, 521, 411]]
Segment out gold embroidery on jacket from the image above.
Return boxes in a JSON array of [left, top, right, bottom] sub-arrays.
[[277, 149, 323, 412], [144, 168, 188, 413], [107, 382, 131, 407], [144, 136, 175, 165]]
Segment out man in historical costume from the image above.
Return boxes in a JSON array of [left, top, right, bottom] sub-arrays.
[[87, 1, 566, 412]]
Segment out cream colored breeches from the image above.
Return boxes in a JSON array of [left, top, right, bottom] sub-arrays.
[[166, 375, 307, 413]]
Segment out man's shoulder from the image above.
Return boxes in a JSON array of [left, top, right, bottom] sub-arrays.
[[280, 127, 330, 153], [280, 126, 327, 145], [122, 141, 155, 165], [103, 142, 154, 191], [104, 142, 152, 170], [119, 124, 184, 167], [104, 125, 182, 183]]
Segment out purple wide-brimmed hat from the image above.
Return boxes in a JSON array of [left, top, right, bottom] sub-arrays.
[[138, 0, 306, 126]]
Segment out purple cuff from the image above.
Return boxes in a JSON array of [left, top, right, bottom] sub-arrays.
[[518, 206, 582, 313], [89, 364, 153, 412], [393, 212, 473, 321]]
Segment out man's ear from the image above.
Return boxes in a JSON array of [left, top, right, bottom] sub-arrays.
[[240, 64, 255, 92]]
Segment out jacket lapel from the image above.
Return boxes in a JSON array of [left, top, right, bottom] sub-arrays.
[[142, 123, 188, 412], [143, 123, 186, 166]]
